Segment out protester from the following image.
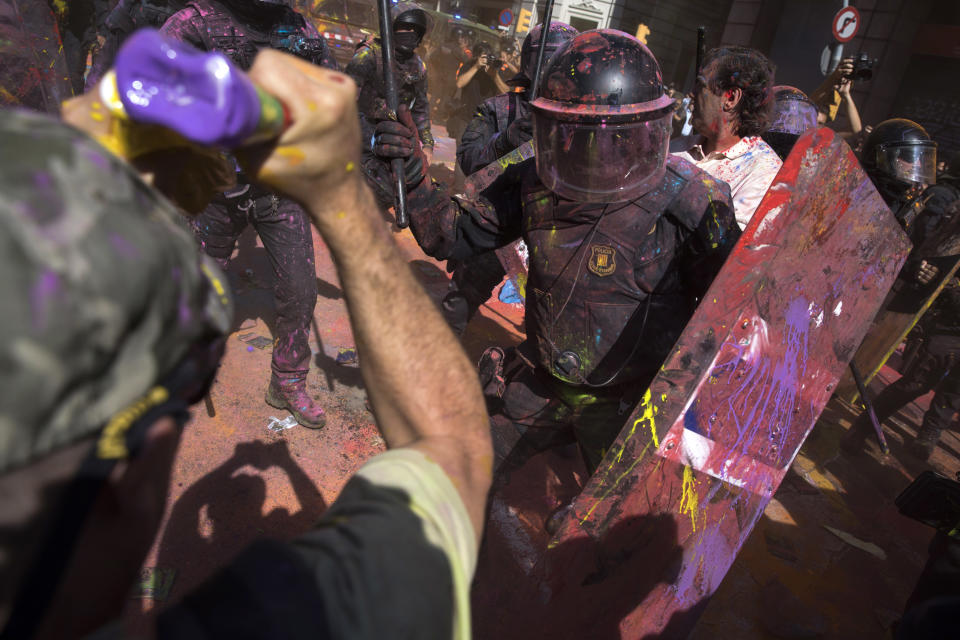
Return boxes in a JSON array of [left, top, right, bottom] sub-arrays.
[[159, 0, 336, 428], [0, 48, 491, 639], [671, 46, 781, 230], [346, 2, 434, 210], [373, 30, 738, 490]]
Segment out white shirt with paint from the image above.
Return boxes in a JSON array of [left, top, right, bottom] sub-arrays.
[[672, 136, 783, 230]]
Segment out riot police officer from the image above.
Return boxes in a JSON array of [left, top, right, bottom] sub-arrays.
[[160, 0, 337, 428], [456, 21, 579, 176], [345, 2, 434, 211], [844, 120, 960, 461], [439, 21, 580, 336], [86, 0, 186, 90], [374, 30, 739, 475], [761, 85, 819, 160]]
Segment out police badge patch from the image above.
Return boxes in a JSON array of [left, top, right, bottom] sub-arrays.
[[588, 245, 617, 276]]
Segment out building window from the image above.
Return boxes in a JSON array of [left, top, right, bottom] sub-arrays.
[[569, 16, 599, 31]]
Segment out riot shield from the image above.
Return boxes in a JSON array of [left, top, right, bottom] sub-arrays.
[[471, 128, 911, 638]]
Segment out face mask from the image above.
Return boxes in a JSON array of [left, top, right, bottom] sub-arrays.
[[394, 31, 421, 56]]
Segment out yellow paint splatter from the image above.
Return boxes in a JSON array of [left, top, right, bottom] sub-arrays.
[[680, 465, 700, 532], [92, 101, 102, 110], [262, 100, 280, 122], [345, 161, 355, 172], [337, 211, 346, 219], [89, 111, 104, 122], [277, 146, 305, 166], [307, 101, 318, 111], [633, 388, 659, 449]]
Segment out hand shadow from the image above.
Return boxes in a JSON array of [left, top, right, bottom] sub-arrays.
[[154, 439, 327, 607], [474, 509, 683, 640]]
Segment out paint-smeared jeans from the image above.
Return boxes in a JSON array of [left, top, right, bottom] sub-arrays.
[[194, 185, 317, 382]]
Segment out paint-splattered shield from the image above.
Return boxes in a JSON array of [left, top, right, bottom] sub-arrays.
[[472, 127, 911, 637]]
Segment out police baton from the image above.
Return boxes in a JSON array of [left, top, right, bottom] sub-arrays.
[[376, 0, 409, 228], [528, 0, 557, 101], [849, 361, 890, 455]]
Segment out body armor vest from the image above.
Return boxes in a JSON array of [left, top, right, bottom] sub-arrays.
[[521, 155, 711, 388]]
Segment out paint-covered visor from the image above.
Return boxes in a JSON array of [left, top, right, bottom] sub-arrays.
[[877, 143, 937, 186], [769, 98, 818, 136], [532, 112, 671, 203]]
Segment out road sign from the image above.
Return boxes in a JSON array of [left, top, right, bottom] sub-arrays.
[[499, 9, 514, 27], [635, 22, 650, 44], [517, 8, 533, 34], [832, 6, 861, 43]]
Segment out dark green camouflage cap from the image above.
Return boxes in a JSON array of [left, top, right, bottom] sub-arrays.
[[0, 108, 233, 474]]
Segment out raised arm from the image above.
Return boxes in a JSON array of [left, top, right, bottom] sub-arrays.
[[241, 50, 492, 536]]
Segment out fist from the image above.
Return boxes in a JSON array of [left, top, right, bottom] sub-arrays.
[[238, 49, 361, 213], [916, 260, 940, 285]]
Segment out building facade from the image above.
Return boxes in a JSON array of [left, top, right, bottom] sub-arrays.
[[508, 0, 958, 155]]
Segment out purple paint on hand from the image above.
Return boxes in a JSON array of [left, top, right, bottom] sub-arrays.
[[115, 29, 263, 148]]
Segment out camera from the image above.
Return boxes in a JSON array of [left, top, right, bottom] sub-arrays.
[[484, 56, 503, 68], [846, 52, 877, 81]]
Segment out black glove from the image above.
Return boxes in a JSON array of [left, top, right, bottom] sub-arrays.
[[494, 115, 532, 156], [373, 119, 416, 159], [373, 106, 427, 188]]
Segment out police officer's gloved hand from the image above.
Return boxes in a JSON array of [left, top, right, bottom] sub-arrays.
[[494, 115, 533, 156], [373, 106, 427, 189], [916, 259, 940, 285]]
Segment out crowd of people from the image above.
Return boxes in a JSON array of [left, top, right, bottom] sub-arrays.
[[0, 0, 958, 638]]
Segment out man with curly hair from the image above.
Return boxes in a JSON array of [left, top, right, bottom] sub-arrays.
[[672, 47, 782, 229]]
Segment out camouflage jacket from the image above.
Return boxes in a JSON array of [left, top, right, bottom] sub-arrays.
[[345, 40, 434, 150], [0, 108, 231, 474]]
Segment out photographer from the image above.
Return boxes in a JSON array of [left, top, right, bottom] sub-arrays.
[[810, 56, 869, 136], [447, 42, 502, 142], [0, 49, 491, 639]]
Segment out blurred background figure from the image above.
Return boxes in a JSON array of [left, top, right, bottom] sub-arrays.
[[447, 41, 500, 143]]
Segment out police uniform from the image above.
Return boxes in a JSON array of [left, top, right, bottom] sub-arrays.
[[345, 3, 433, 210], [408, 155, 737, 472], [161, 0, 336, 426]]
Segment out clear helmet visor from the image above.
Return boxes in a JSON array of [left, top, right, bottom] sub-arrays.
[[769, 99, 818, 136], [532, 112, 671, 202], [877, 144, 937, 186]]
